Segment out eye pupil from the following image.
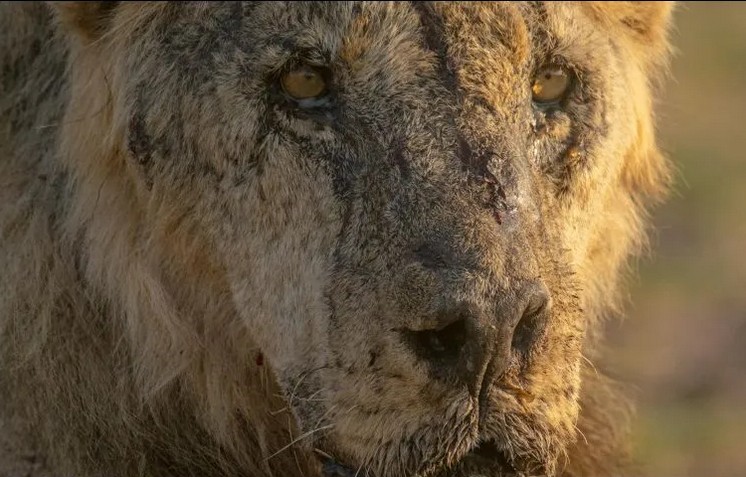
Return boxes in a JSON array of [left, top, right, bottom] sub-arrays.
[[281, 65, 327, 100], [532, 64, 573, 105]]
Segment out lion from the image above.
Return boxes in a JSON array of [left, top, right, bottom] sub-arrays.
[[0, 2, 674, 477]]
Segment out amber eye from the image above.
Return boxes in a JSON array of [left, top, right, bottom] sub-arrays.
[[531, 65, 573, 105], [280, 65, 328, 100]]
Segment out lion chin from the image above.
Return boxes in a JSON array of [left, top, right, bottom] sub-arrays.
[[313, 388, 570, 477], [320, 442, 533, 477]]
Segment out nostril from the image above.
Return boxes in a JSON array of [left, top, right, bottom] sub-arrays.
[[511, 287, 550, 355], [402, 317, 467, 365], [524, 289, 549, 318]]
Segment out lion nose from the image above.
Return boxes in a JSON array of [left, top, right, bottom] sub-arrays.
[[399, 283, 550, 393], [510, 282, 551, 357]]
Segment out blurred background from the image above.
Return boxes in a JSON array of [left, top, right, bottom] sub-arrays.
[[606, 3, 746, 477]]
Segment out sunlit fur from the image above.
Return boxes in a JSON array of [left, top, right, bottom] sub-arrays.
[[1, 2, 673, 477]]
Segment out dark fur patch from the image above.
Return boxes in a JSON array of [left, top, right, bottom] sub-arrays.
[[411, 2, 458, 94], [127, 111, 152, 168]]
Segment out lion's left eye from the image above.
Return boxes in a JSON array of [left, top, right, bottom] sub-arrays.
[[281, 65, 328, 101], [532, 65, 573, 105]]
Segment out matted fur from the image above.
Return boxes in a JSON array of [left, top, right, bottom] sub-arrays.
[[0, 2, 674, 477]]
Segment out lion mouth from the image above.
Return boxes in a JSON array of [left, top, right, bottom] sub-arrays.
[[468, 439, 515, 466], [437, 439, 523, 477], [318, 439, 519, 477], [320, 458, 358, 477]]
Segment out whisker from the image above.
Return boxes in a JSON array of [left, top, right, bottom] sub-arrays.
[[313, 404, 340, 431], [269, 406, 289, 416], [265, 424, 334, 461], [573, 423, 589, 447], [286, 365, 329, 408], [581, 354, 599, 377], [313, 448, 333, 460]]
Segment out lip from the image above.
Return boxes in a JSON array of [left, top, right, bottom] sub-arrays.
[[316, 380, 538, 477], [318, 439, 518, 477], [432, 439, 522, 477], [468, 439, 515, 467], [321, 458, 358, 477]]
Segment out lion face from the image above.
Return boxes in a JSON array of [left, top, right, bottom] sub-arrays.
[[68, 2, 671, 476]]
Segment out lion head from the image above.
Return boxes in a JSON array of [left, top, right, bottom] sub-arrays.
[[5, 2, 673, 476]]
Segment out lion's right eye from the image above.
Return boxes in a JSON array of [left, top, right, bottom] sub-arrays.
[[532, 64, 574, 106], [280, 65, 328, 101]]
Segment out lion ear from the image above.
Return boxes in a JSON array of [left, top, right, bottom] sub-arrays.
[[47, 1, 120, 42], [585, 2, 675, 66]]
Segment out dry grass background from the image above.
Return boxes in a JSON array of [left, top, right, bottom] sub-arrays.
[[606, 3, 746, 476]]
